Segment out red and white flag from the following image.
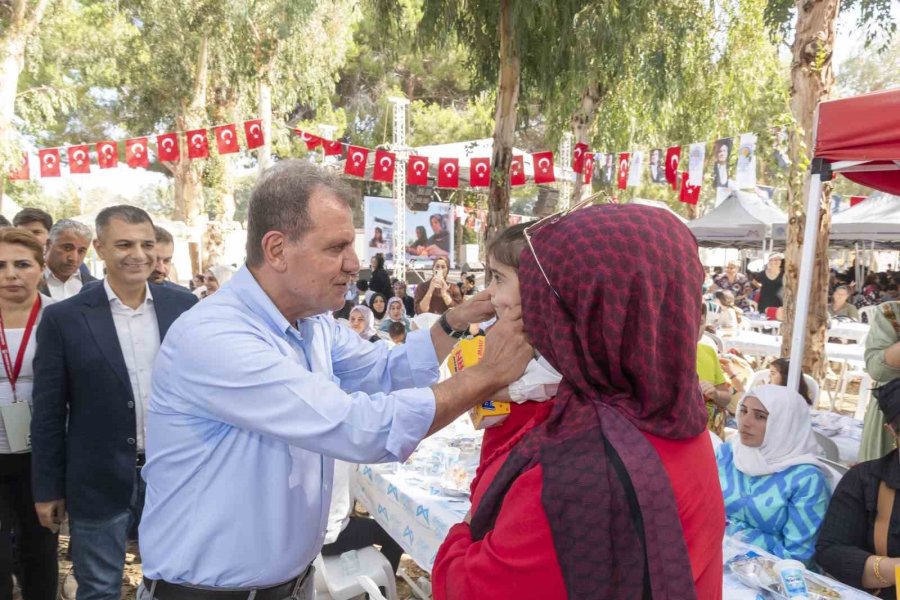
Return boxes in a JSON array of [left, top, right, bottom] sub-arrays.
[[295, 130, 322, 150], [582, 152, 594, 185], [850, 196, 867, 207], [68, 145, 91, 174], [373, 150, 396, 183], [680, 171, 701, 204], [322, 140, 343, 156], [39, 149, 61, 178], [509, 155, 526, 186], [243, 120, 265, 150], [8, 153, 29, 181], [407, 155, 429, 186], [214, 124, 239, 155], [665, 146, 681, 190], [532, 151, 555, 184], [96, 141, 118, 169], [572, 143, 589, 174], [186, 130, 209, 160], [617, 153, 630, 190], [157, 133, 180, 162], [125, 138, 150, 168], [437, 158, 459, 188], [469, 157, 490, 187], [344, 146, 369, 178]]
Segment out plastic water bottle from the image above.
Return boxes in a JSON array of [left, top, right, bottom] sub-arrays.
[[340, 550, 360, 575], [774, 559, 809, 599]]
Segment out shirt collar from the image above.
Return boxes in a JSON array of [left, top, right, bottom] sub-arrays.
[[229, 265, 297, 337], [44, 266, 82, 285], [103, 278, 154, 307]]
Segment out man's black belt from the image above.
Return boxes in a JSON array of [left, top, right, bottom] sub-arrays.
[[143, 567, 311, 600]]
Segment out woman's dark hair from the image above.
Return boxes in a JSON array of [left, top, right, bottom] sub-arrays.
[[432, 256, 450, 271], [415, 226, 428, 242], [372, 253, 384, 270], [486, 222, 529, 270], [770, 358, 812, 406]]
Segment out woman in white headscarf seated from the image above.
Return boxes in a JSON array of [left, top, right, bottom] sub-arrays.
[[347, 305, 381, 343], [716, 384, 831, 565]]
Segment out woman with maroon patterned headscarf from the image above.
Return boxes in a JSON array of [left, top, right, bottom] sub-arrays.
[[432, 204, 725, 599]]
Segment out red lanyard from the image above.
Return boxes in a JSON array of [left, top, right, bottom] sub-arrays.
[[0, 297, 42, 403]]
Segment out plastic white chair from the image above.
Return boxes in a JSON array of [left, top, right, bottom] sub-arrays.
[[313, 547, 398, 600], [859, 305, 879, 325], [814, 430, 841, 462]]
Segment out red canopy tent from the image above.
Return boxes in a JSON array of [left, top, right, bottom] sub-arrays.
[[788, 88, 900, 390]]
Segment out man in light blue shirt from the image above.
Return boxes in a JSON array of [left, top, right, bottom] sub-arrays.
[[138, 161, 532, 600]]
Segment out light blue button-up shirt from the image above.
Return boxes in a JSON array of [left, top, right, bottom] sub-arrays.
[[139, 266, 438, 587]]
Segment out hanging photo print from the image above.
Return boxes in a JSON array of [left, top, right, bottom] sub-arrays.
[[627, 150, 644, 187], [710, 138, 733, 188], [736, 133, 757, 189], [648, 148, 665, 184], [688, 143, 705, 186]]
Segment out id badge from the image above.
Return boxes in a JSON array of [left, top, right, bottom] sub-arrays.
[[1, 402, 32, 453]]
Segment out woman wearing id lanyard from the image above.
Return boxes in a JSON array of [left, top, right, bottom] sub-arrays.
[[0, 228, 57, 600]]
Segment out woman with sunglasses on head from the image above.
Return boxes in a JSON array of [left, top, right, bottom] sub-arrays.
[[433, 203, 724, 599]]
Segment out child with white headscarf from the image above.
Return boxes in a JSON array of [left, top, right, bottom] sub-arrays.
[[378, 297, 411, 333], [716, 384, 830, 565]]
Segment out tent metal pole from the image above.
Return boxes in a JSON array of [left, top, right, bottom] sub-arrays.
[[787, 169, 826, 393]]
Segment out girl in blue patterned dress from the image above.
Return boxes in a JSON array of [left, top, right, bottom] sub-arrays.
[[716, 384, 831, 565]]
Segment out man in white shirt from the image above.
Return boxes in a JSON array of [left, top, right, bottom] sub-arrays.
[[40, 219, 96, 300]]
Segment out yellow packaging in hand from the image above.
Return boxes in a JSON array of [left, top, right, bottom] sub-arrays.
[[447, 336, 510, 429]]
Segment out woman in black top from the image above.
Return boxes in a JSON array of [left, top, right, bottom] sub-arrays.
[[817, 377, 900, 599], [756, 253, 784, 313], [368, 253, 392, 299]]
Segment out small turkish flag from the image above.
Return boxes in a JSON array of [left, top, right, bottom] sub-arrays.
[[157, 133, 179, 162], [68, 145, 91, 174], [509, 155, 526, 186], [437, 158, 459, 188], [850, 196, 867, 207], [322, 140, 343, 157], [344, 146, 369, 178], [186, 129, 209, 160], [125, 138, 150, 168], [8, 153, 29, 181], [572, 142, 589, 174], [582, 152, 594, 185], [680, 171, 700, 204], [665, 146, 682, 190], [407, 155, 430, 186], [96, 141, 118, 169], [214, 124, 240, 155], [532, 151, 555, 184], [470, 157, 490, 187], [243, 120, 265, 150], [617, 153, 630, 190], [39, 149, 61, 178], [373, 150, 396, 183], [295, 129, 322, 150]]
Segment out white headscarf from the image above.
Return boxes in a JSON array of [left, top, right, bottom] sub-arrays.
[[730, 384, 825, 477], [349, 305, 378, 340]]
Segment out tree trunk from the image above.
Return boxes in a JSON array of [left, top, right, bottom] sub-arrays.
[[171, 36, 209, 227], [484, 0, 520, 259], [571, 83, 602, 201], [779, 0, 839, 380], [257, 76, 273, 173]]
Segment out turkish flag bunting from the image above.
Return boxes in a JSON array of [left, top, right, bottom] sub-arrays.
[[582, 152, 594, 185], [665, 146, 682, 190], [295, 129, 322, 150], [437, 158, 459, 188], [96, 141, 118, 169], [509, 155, 526, 186], [572, 142, 589, 174], [532, 151, 555, 184], [322, 140, 343, 157], [373, 150, 396, 183], [617, 153, 630, 190], [344, 146, 369, 178], [157, 133, 180, 162], [469, 158, 490, 187], [407, 155, 430, 186], [680, 171, 701, 204], [68, 145, 91, 174], [8, 153, 29, 181], [186, 129, 209, 160], [850, 196, 867, 207], [214, 124, 240, 155], [39, 149, 61, 178], [125, 138, 150, 168], [243, 120, 265, 150]]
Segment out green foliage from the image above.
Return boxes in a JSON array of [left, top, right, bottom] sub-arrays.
[[765, 0, 896, 48]]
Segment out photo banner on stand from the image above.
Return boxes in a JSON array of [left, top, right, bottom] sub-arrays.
[[363, 196, 455, 268]]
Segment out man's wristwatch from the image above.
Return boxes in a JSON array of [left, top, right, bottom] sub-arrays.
[[439, 312, 468, 339]]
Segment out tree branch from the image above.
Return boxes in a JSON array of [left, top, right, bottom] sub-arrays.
[[21, 0, 52, 38]]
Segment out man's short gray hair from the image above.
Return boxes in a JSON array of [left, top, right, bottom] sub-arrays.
[[49, 219, 93, 244], [245, 160, 353, 267]]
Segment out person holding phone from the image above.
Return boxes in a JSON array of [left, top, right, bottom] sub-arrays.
[[415, 257, 462, 315]]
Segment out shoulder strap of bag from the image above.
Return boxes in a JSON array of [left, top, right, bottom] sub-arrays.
[[875, 480, 895, 557]]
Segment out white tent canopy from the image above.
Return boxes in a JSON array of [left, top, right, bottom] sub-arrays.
[[831, 193, 900, 247], [686, 190, 788, 248]]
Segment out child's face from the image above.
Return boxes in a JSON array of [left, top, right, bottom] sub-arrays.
[[487, 257, 521, 318]]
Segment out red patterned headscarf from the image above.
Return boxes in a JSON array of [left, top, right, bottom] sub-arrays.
[[470, 204, 708, 599]]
